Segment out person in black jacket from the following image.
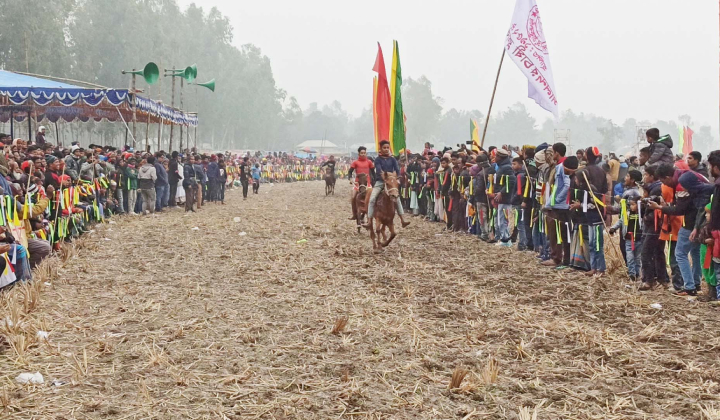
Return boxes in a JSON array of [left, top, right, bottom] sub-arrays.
[[521, 147, 538, 250], [168, 151, 180, 208], [239, 157, 250, 200], [153, 154, 169, 212], [218, 156, 227, 204], [471, 154, 493, 241], [707, 151, 720, 295], [687, 151, 709, 178], [638, 165, 668, 290], [648, 164, 713, 295], [206, 155, 220, 203], [182, 156, 197, 212], [488, 148, 515, 246]]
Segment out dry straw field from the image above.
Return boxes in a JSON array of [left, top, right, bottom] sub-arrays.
[[1, 181, 719, 419]]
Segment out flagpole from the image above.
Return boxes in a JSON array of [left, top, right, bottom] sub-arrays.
[[480, 49, 505, 149]]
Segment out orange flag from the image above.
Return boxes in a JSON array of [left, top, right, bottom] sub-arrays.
[[373, 42, 391, 151]]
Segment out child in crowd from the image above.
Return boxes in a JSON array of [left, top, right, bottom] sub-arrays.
[[611, 198, 643, 280], [698, 203, 716, 301], [639, 165, 668, 290], [252, 163, 261, 194]]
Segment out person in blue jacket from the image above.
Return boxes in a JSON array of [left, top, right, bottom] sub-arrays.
[[363, 140, 410, 230]]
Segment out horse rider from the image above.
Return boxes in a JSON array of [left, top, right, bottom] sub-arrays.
[[362, 140, 411, 230], [321, 155, 337, 176], [348, 146, 375, 220]]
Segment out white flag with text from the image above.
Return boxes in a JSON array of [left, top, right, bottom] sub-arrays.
[[505, 0, 559, 118]]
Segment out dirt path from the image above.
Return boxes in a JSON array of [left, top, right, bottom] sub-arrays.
[[1, 181, 719, 419]]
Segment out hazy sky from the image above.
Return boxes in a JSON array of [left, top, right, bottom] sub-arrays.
[[181, 0, 718, 134]]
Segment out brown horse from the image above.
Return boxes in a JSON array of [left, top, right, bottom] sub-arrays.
[[368, 172, 400, 253], [325, 167, 336, 196], [353, 173, 370, 233]]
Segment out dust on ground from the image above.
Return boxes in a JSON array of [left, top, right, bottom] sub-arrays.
[[1, 181, 719, 419]]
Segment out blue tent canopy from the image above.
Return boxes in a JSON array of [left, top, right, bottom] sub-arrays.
[[0, 70, 84, 89], [0, 70, 197, 126]]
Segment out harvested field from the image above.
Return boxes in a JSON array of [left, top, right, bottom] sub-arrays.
[[1, 181, 719, 419]]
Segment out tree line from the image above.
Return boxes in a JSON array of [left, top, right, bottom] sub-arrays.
[[0, 0, 713, 154]]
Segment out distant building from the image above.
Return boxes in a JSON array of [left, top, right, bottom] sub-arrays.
[[349, 143, 377, 156], [295, 140, 346, 155]]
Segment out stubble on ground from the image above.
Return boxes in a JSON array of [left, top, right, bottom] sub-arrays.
[[0, 181, 718, 419]]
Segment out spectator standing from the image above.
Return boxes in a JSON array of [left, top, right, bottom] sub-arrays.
[[35, 126, 46, 146], [645, 128, 674, 166], [137, 157, 157, 215], [154, 154, 169, 211], [168, 151, 180, 208], [687, 151, 709, 178]]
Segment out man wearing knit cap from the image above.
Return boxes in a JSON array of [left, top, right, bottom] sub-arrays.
[[542, 143, 573, 268], [572, 147, 609, 276], [488, 148, 515, 246]]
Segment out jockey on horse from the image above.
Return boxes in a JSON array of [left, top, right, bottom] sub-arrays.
[[348, 146, 374, 220], [321, 155, 337, 195], [321, 155, 337, 177], [362, 140, 411, 230]]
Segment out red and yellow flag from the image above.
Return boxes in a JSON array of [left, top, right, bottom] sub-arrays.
[[470, 119, 480, 152], [372, 42, 391, 152], [388, 40, 406, 156]]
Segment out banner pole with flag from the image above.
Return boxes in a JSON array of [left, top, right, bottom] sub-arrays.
[[470, 119, 481, 152], [372, 42, 391, 152], [388, 40, 406, 156], [479, 49, 505, 149], [678, 125, 685, 156], [372, 76, 379, 147], [481, 0, 559, 148]]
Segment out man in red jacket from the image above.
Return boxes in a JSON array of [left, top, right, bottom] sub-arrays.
[[348, 146, 374, 220]]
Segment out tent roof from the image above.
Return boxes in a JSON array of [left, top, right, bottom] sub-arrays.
[[296, 140, 339, 149], [0, 70, 85, 89], [0, 70, 197, 126]]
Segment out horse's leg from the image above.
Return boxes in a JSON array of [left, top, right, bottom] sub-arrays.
[[370, 218, 380, 253], [382, 222, 397, 247], [364, 187, 372, 210], [351, 193, 358, 220], [374, 220, 385, 251], [379, 223, 387, 244]]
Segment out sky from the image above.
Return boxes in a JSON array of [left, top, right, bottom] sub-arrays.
[[181, 0, 719, 135]]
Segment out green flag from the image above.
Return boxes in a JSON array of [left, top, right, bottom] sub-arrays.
[[388, 40, 405, 155]]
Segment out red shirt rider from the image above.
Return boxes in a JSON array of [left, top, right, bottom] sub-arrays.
[[350, 150, 375, 187]]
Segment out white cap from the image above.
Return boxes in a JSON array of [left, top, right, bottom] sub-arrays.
[[38, 126, 46, 132], [71, 145, 80, 152]]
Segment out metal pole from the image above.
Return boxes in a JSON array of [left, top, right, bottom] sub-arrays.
[[33, 108, 39, 144], [9, 111, 13, 139], [145, 117, 150, 153], [54, 121, 60, 147], [27, 108, 32, 143], [169, 68, 176, 153], [480, 49, 506, 149], [157, 118, 162, 153], [131, 72, 137, 148], [179, 77, 184, 151]]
